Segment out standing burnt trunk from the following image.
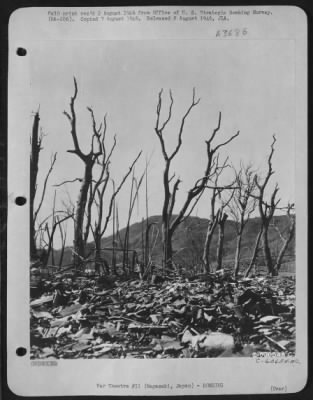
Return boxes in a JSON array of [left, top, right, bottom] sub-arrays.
[[262, 222, 274, 274], [30, 112, 40, 260], [203, 168, 235, 273], [254, 135, 280, 276], [228, 163, 257, 277], [245, 226, 263, 277], [202, 158, 231, 274], [154, 90, 239, 271], [87, 123, 141, 275], [233, 231, 243, 276], [202, 209, 220, 273], [73, 159, 93, 265], [273, 219, 295, 273], [63, 78, 103, 268], [162, 226, 173, 271], [58, 218, 67, 268], [273, 204, 295, 274], [144, 160, 150, 269], [94, 230, 103, 274], [112, 198, 117, 275], [30, 111, 57, 261], [216, 212, 228, 270]]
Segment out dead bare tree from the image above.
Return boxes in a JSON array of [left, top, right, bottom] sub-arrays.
[[228, 162, 257, 276], [92, 148, 141, 274], [122, 170, 136, 272], [111, 182, 117, 274], [144, 158, 150, 269], [41, 212, 73, 268], [115, 203, 123, 249], [244, 225, 263, 277], [30, 110, 57, 260], [63, 78, 105, 267], [38, 192, 72, 267], [272, 203, 295, 273], [35, 194, 74, 268], [30, 111, 41, 259], [254, 135, 280, 276], [122, 169, 145, 272], [202, 157, 230, 272], [57, 217, 67, 268], [139, 156, 154, 272], [154, 89, 239, 270], [215, 190, 235, 271]]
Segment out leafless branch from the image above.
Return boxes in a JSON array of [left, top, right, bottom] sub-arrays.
[[255, 134, 276, 191], [169, 88, 200, 161], [168, 177, 181, 218], [214, 131, 240, 153], [155, 88, 200, 162], [87, 107, 103, 157], [100, 151, 142, 236], [64, 77, 87, 160], [34, 152, 57, 224], [54, 177, 82, 187], [206, 111, 222, 146]]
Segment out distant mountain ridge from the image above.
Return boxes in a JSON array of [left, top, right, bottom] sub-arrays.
[[53, 214, 295, 272]]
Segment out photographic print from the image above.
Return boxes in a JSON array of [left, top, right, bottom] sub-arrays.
[[7, 5, 307, 396]]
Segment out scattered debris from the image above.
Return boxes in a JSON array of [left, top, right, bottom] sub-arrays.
[[30, 270, 296, 359]]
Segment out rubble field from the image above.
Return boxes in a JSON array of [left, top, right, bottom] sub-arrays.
[[30, 270, 296, 359]]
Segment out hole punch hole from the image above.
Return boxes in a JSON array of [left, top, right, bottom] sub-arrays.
[[16, 47, 27, 56], [16, 347, 27, 356], [15, 196, 26, 206]]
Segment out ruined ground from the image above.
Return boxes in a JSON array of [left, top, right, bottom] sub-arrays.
[[30, 269, 295, 359]]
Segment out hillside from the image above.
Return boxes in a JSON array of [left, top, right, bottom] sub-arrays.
[[53, 214, 295, 272]]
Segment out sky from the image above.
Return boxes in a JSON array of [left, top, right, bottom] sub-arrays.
[[29, 38, 295, 248]]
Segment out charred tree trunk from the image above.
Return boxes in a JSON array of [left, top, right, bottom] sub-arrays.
[[233, 232, 243, 277], [94, 232, 110, 275], [202, 210, 219, 273], [245, 226, 263, 277], [112, 201, 117, 275], [94, 231, 102, 275], [154, 90, 239, 274], [30, 112, 40, 260], [73, 160, 93, 266], [123, 173, 135, 272], [144, 220, 148, 268], [202, 158, 234, 274], [161, 162, 172, 270], [273, 214, 295, 274], [227, 162, 257, 277], [144, 162, 149, 269], [254, 135, 280, 276], [202, 229, 213, 273], [216, 213, 228, 270], [145, 222, 154, 269], [162, 227, 173, 271], [64, 79, 106, 268], [91, 148, 140, 275], [51, 245, 55, 265], [122, 169, 144, 272], [43, 213, 72, 268], [262, 223, 274, 275], [58, 243, 65, 268], [58, 221, 67, 268]]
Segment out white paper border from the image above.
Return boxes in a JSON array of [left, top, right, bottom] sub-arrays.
[[7, 5, 308, 396]]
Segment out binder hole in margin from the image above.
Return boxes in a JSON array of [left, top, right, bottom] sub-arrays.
[[16, 347, 27, 356], [15, 196, 26, 206], [16, 47, 27, 56]]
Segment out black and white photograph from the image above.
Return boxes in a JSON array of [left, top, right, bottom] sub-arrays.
[[7, 5, 307, 396]]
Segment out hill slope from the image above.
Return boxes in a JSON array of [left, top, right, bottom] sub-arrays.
[[54, 214, 295, 272]]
